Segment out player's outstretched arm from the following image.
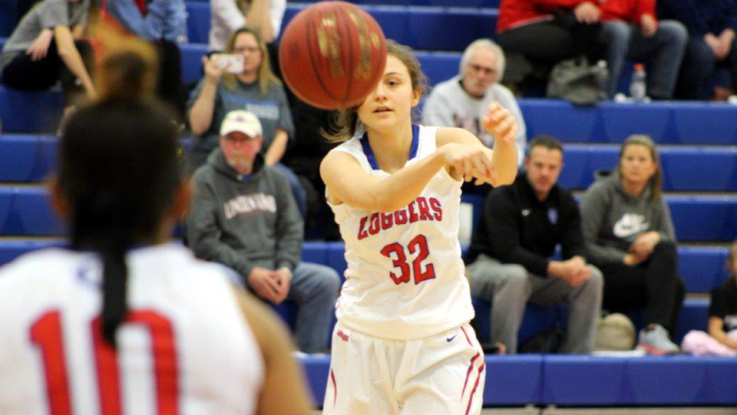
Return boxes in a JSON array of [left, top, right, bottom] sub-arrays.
[[322, 147, 459, 212], [234, 287, 313, 415]]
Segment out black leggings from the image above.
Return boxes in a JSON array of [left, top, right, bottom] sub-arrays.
[[497, 14, 606, 65], [155, 39, 185, 120], [595, 240, 686, 332], [2, 39, 94, 106]]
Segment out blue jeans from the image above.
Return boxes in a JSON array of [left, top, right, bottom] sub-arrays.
[[676, 36, 737, 100], [602, 20, 687, 99], [287, 262, 341, 353]]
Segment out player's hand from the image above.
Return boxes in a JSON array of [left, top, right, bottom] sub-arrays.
[[26, 29, 53, 61], [273, 267, 292, 304], [574, 2, 601, 24], [202, 55, 226, 85], [481, 102, 518, 145], [441, 143, 496, 185], [640, 15, 658, 38], [248, 266, 281, 303]]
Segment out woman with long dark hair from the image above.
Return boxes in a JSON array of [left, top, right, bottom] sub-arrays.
[[0, 38, 312, 415]]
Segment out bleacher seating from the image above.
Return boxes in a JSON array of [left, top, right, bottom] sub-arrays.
[[300, 354, 737, 406], [179, 42, 461, 86], [183, 0, 502, 6], [3, 0, 737, 408], [0, 86, 63, 133], [2, 186, 737, 240], [184, 2, 499, 51], [0, 240, 729, 294], [521, 100, 737, 145]]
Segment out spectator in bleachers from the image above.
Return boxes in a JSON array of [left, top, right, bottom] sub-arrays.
[[208, 0, 285, 52], [188, 26, 306, 217], [0, 0, 97, 112], [658, 0, 737, 100], [580, 135, 685, 355], [708, 240, 737, 350], [465, 135, 603, 354], [599, 0, 687, 99], [100, 0, 187, 116], [495, 0, 606, 94], [681, 239, 737, 356], [186, 109, 340, 354], [423, 39, 526, 167]]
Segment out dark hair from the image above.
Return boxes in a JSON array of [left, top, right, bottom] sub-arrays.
[[528, 135, 564, 155], [59, 45, 181, 348], [324, 40, 427, 143], [618, 134, 662, 203]]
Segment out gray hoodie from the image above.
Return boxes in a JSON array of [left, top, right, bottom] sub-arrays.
[[579, 171, 676, 265], [186, 148, 303, 285]]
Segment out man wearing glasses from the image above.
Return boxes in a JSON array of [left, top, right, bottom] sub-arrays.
[[423, 39, 527, 167]]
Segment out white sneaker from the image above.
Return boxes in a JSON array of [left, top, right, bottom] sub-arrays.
[[636, 325, 679, 355]]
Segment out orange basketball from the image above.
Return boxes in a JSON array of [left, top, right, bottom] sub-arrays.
[[279, 1, 387, 110]]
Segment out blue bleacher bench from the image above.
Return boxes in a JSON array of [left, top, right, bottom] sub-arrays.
[[521, 99, 737, 145], [184, 0, 502, 7], [558, 144, 737, 192], [179, 43, 461, 87], [185, 3, 499, 51], [0, 86, 64, 133], [8, 135, 737, 193], [542, 355, 737, 406], [300, 354, 737, 407], [0, 239, 729, 295]]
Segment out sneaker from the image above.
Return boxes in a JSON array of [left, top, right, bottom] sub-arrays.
[[636, 325, 679, 355]]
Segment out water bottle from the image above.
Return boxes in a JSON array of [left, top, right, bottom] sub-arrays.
[[630, 63, 647, 102]]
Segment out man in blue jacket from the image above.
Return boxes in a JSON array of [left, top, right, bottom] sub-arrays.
[[659, 0, 737, 100]]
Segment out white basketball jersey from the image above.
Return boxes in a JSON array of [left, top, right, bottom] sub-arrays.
[[328, 125, 475, 340], [0, 244, 263, 415]]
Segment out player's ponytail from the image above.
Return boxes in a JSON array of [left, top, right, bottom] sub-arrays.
[[100, 212, 131, 347], [94, 26, 159, 102], [59, 38, 181, 348]]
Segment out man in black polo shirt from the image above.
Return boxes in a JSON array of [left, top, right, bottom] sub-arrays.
[[465, 135, 603, 354]]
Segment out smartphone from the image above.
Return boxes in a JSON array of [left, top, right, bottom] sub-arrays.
[[215, 54, 244, 74]]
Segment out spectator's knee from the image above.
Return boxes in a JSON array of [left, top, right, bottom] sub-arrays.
[[586, 265, 604, 290], [654, 239, 677, 258], [660, 21, 688, 46], [318, 267, 342, 295], [499, 264, 530, 290], [689, 38, 716, 68], [604, 21, 631, 46]]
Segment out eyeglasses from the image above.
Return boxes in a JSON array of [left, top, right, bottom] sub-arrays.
[[233, 46, 261, 54], [223, 135, 258, 145], [469, 64, 496, 76]]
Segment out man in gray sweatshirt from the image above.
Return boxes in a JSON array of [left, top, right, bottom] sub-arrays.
[[186, 110, 341, 354], [423, 39, 526, 167]]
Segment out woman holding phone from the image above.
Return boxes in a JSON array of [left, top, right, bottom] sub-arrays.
[[187, 25, 306, 216]]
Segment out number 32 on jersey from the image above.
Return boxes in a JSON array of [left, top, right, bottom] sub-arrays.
[[380, 234, 435, 285]]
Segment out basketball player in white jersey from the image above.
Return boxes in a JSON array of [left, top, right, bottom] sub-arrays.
[[320, 40, 519, 415], [0, 38, 312, 415]]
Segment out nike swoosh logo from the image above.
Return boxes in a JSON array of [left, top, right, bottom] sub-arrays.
[[446, 334, 458, 342]]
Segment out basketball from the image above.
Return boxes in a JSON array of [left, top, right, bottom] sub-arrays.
[[279, 1, 387, 110]]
